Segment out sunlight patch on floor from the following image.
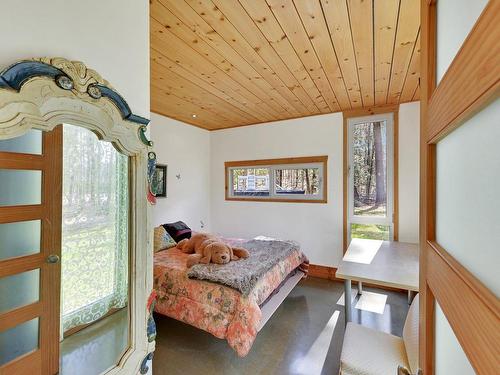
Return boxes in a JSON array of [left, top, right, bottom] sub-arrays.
[[336, 288, 358, 306], [291, 310, 340, 375], [355, 291, 387, 314]]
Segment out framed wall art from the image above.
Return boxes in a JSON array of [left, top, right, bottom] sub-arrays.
[[153, 164, 167, 198]]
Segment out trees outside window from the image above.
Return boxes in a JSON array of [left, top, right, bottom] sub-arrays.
[[226, 156, 327, 203], [348, 114, 394, 241]]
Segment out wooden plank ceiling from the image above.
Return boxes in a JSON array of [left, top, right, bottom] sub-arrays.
[[151, 0, 420, 130]]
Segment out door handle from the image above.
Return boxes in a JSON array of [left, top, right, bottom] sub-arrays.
[[47, 254, 60, 264]]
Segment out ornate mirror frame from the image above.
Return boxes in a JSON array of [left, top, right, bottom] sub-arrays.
[[0, 57, 155, 374]]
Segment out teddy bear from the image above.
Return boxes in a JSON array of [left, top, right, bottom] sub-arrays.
[[177, 233, 250, 268]]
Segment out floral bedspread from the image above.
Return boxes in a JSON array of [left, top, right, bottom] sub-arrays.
[[153, 238, 307, 357]]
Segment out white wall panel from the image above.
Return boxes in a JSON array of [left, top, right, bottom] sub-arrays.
[[436, 99, 500, 297], [436, 0, 488, 83], [151, 113, 211, 232], [0, 0, 150, 117], [398, 102, 420, 243], [434, 303, 475, 375]]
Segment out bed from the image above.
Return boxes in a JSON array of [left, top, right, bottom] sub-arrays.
[[153, 236, 308, 357]]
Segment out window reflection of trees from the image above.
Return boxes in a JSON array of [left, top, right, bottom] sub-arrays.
[[61, 124, 128, 332]]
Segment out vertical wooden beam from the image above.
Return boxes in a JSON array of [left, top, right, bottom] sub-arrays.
[[40, 125, 63, 375], [420, 0, 437, 372], [393, 110, 399, 241]]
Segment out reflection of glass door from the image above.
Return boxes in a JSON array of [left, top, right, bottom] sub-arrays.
[[347, 113, 394, 242], [0, 127, 62, 374]]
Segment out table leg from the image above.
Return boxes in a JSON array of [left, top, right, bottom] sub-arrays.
[[358, 281, 363, 295], [344, 279, 352, 325]]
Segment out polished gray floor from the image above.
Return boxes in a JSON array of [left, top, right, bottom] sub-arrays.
[[153, 277, 409, 375]]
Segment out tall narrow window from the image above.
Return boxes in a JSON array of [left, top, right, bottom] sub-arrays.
[[347, 114, 394, 241], [61, 124, 129, 333]]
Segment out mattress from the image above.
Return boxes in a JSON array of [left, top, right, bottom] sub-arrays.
[[153, 237, 307, 357]]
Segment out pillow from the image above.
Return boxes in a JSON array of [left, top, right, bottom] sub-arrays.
[[162, 221, 192, 242], [153, 226, 177, 252]]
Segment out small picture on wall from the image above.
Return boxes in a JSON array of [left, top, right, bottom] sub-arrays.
[[152, 164, 167, 198]]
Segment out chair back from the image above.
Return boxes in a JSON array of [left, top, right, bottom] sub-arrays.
[[403, 294, 419, 374]]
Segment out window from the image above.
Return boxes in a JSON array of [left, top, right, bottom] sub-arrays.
[[225, 156, 327, 202], [347, 113, 395, 242]]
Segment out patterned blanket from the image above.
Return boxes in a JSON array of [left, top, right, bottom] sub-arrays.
[[187, 239, 301, 296], [153, 237, 307, 357]]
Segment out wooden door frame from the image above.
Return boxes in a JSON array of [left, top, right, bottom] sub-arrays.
[[420, 1, 500, 373], [343, 104, 399, 252], [41, 126, 63, 375], [0, 127, 62, 374]]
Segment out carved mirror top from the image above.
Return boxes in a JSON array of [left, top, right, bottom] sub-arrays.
[[0, 57, 152, 155]]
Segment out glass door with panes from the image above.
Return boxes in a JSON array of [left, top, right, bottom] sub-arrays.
[[0, 127, 62, 374], [347, 113, 394, 243]]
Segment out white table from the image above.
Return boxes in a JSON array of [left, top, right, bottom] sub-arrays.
[[336, 238, 419, 323]]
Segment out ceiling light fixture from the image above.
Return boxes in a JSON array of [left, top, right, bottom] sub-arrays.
[[192, 114, 197, 118]]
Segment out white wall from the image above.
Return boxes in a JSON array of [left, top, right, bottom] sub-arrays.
[[398, 102, 420, 243], [436, 98, 500, 297], [206, 102, 420, 267], [434, 303, 475, 375], [150, 113, 211, 232], [210, 112, 344, 267], [0, 0, 150, 117], [436, 0, 488, 84]]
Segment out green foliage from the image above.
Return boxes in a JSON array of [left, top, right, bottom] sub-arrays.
[[351, 224, 390, 241]]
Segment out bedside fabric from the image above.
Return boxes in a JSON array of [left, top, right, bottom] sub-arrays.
[[162, 221, 191, 242], [153, 226, 177, 252]]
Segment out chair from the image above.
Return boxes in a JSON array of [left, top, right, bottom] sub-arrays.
[[339, 294, 419, 375]]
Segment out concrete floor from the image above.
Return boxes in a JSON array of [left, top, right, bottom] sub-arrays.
[[152, 277, 409, 375]]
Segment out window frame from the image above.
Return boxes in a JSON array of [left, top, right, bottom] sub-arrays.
[[225, 156, 328, 203], [343, 107, 399, 250]]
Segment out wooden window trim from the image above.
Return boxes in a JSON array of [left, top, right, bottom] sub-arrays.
[[224, 156, 328, 203], [342, 105, 399, 253], [420, 1, 500, 374]]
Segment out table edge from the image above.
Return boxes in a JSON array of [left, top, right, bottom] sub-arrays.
[[335, 272, 420, 292]]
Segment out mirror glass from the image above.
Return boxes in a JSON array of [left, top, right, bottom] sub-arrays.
[[59, 124, 130, 375]]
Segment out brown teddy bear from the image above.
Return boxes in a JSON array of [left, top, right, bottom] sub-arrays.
[[177, 233, 250, 268]]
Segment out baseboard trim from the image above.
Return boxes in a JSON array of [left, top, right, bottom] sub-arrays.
[[308, 264, 340, 281]]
